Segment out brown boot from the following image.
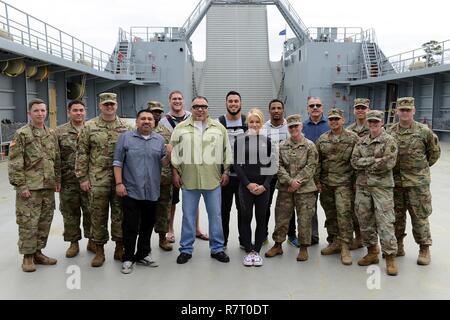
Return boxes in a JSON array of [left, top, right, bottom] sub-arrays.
[[66, 242, 80, 258], [265, 243, 283, 258], [114, 240, 124, 261], [385, 254, 398, 276], [87, 239, 96, 254], [34, 250, 57, 265], [358, 245, 380, 266], [159, 233, 173, 252], [417, 245, 431, 266], [320, 240, 341, 255], [297, 245, 309, 262], [91, 244, 105, 267], [397, 238, 405, 257], [340, 242, 352, 266], [350, 230, 363, 250], [22, 254, 36, 273]]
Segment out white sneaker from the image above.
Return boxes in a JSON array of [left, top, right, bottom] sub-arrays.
[[253, 252, 263, 267], [243, 252, 254, 267], [137, 255, 159, 268], [121, 261, 135, 274]]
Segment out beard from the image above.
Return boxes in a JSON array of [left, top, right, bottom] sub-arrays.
[[227, 107, 241, 116]]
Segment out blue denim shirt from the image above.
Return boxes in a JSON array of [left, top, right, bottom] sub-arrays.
[[113, 130, 165, 201], [303, 116, 330, 143]]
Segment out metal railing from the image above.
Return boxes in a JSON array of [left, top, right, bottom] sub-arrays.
[[307, 27, 376, 43], [130, 27, 183, 42], [0, 0, 112, 72], [277, 0, 309, 40]]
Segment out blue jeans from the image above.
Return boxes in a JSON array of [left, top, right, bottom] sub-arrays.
[[180, 187, 224, 255]]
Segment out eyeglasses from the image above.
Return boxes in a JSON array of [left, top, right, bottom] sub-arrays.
[[328, 118, 341, 122], [355, 106, 368, 110], [192, 105, 209, 110], [308, 104, 322, 109]]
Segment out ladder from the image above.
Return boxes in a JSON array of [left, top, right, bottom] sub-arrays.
[[386, 101, 397, 125], [362, 42, 381, 78]]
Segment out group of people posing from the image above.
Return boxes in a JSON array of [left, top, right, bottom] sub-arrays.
[[8, 90, 440, 277]]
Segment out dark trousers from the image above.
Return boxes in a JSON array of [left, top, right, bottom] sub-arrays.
[[122, 196, 156, 262], [265, 177, 296, 239], [239, 185, 270, 253], [221, 176, 243, 246]]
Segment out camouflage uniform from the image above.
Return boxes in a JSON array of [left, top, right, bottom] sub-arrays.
[[387, 120, 440, 245], [347, 122, 370, 139], [274, 134, 319, 246], [316, 126, 358, 244], [8, 124, 61, 255], [153, 123, 173, 234], [56, 122, 91, 242], [351, 125, 398, 255], [75, 116, 132, 245]]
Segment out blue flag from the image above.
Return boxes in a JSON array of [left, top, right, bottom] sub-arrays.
[[279, 29, 286, 36]]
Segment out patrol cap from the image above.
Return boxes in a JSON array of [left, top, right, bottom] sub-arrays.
[[287, 114, 302, 127], [366, 110, 384, 122], [353, 98, 370, 108], [99, 93, 117, 105], [397, 97, 415, 110], [328, 108, 344, 119], [147, 101, 164, 112]]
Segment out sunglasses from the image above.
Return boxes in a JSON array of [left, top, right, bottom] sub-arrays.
[[308, 104, 322, 109], [192, 105, 209, 110], [288, 125, 300, 129], [355, 106, 368, 110], [328, 118, 341, 122]]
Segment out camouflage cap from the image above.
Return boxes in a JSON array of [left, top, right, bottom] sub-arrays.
[[99, 92, 117, 105], [397, 97, 415, 110], [328, 108, 344, 119], [366, 110, 384, 122], [287, 114, 302, 127], [354, 98, 370, 108], [147, 101, 164, 112]]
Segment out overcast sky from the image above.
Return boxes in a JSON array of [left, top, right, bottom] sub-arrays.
[[6, 0, 450, 61]]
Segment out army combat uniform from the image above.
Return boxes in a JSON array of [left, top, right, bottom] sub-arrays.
[[56, 122, 91, 243], [272, 115, 318, 262], [387, 97, 440, 264], [8, 124, 60, 255], [351, 128, 398, 257], [75, 116, 131, 246], [347, 122, 369, 139], [316, 118, 359, 251]]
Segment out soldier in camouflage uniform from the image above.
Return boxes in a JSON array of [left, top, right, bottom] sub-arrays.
[[56, 100, 95, 258], [8, 99, 61, 272], [387, 97, 441, 265], [75, 93, 133, 267], [316, 108, 358, 266], [148, 101, 173, 251], [265, 115, 319, 262], [346, 98, 371, 250], [351, 110, 399, 276]]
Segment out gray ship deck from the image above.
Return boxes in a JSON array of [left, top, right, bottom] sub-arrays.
[[0, 143, 449, 300]]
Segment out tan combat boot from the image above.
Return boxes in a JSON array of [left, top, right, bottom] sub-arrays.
[[385, 254, 398, 276], [297, 245, 309, 262], [396, 238, 405, 257], [320, 240, 341, 255], [417, 245, 431, 266], [350, 230, 363, 250], [66, 241, 80, 258], [265, 242, 283, 258], [91, 244, 105, 267], [340, 242, 352, 266], [87, 239, 96, 254], [22, 254, 36, 273], [358, 244, 380, 266], [159, 233, 173, 252], [34, 250, 57, 265], [114, 240, 124, 261]]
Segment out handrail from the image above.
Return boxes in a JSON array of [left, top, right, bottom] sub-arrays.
[[0, 0, 112, 73]]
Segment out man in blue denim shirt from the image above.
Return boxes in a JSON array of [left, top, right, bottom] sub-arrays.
[[113, 109, 171, 274], [303, 97, 330, 245]]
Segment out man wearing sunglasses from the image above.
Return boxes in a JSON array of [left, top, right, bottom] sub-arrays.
[[171, 96, 232, 264], [303, 97, 330, 245]]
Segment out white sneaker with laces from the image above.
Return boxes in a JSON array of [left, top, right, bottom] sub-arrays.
[[243, 252, 254, 267], [253, 252, 263, 267], [121, 261, 135, 274], [137, 255, 159, 268]]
